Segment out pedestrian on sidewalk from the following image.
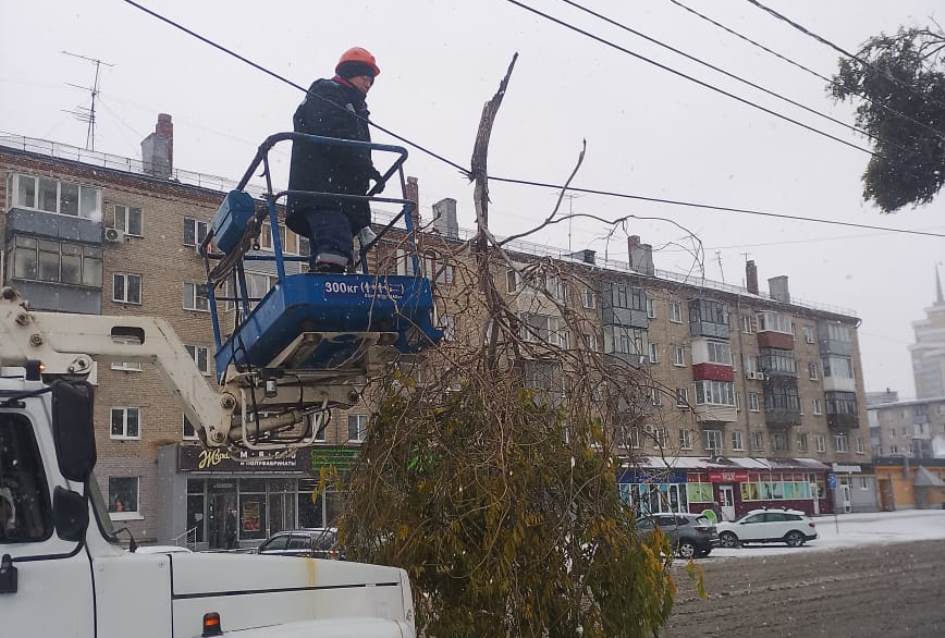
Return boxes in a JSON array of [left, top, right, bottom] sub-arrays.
[[287, 47, 384, 273]]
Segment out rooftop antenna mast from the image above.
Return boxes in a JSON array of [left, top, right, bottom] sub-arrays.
[[561, 192, 586, 253], [716, 250, 726, 284], [62, 51, 115, 151]]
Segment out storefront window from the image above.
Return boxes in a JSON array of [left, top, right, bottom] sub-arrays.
[[686, 482, 714, 503]]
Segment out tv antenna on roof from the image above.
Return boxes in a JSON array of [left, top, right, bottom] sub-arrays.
[[62, 51, 115, 151]]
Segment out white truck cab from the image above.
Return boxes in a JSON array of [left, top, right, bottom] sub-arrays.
[[0, 292, 416, 638]]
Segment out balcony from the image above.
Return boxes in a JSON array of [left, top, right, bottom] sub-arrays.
[[765, 407, 802, 427], [758, 349, 797, 378], [826, 391, 859, 430], [693, 404, 737, 424], [757, 331, 795, 350], [823, 375, 856, 393], [818, 321, 855, 356], [692, 363, 735, 382], [601, 306, 649, 330], [688, 298, 729, 339], [691, 337, 734, 382]]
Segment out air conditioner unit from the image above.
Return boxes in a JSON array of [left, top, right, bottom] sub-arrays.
[[104, 227, 125, 243]]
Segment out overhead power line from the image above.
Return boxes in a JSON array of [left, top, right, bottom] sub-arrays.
[[503, 0, 879, 158], [117, 0, 468, 174], [744, 0, 945, 113], [117, 0, 945, 241], [555, 0, 888, 149], [667, 0, 945, 143]]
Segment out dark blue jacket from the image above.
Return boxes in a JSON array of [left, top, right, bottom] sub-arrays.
[[287, 78, 374, 234]]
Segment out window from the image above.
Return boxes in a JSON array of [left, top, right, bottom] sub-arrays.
[[796, 433, 808, 452], [673, 345, 686, 367], [706, 340, 732, 365], [825, 322, 852, 343], [11, 236, 102, 287], [772, 431, 788, 451], [815, 434, 827, 453], [260, 222, 289, 252], [675, 387, 689, 407], [435, 313, 456, 342], [182, 414, 198, 440], [603, 326, 648, 358], [703, 429, 723, 452], [748, 392, 760, 412], [185, 345, 211, 375], [803, 325, 815, 344], [396, 249, 418, 277], [669, 302, 682, 323], [543, 275, 567, 302], [756, 311, 793, 334], [731, 430, 744, 450], [183, 218, 208, 247], [0, 414, 53, 541], [183, 282, 210, 312], [833, 433, 849, 453], [695, 380, 736, 406], [808, 361, 819, 380], [826, 392, 857, 416], [110, 407, 141, 440], [649, 387, 662, 406], [582, 287, 596, 309], [10, 174, 101, 219], [648, 426, 666, 448], [114, 205, 143, 236], [741, 314, 754, 334], [521, 313, 570, 348], [347, 415, 368, 442], [763, 383, 801, 412], [751, 431, 764, 450], [822, 356, 854, 379], [646, 297, 656, 319], [758, 349, 797, 375], [858, 477, 869, 490], [112, 273, 142, 304], [855, 437, 865, 455], [506, 270, 519, 292], [813, 399, 824, 415], [679, 429, 692, 450], [108, 477, 139, 517], [648, 342, 659, 364], [625, 426, 640, 449]]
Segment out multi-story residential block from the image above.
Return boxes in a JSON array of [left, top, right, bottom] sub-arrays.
[[1, 120, 877, 550], [868, 396, 945, 459], [910, 270, 945, 398]]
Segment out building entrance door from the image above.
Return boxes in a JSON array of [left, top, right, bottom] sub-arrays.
[[719, 485, 736, 521], [207, 482, 238, 549]]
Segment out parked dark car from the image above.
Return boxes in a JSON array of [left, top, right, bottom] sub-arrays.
[[256, 528, 343, 559], [638, 513, 717, 558]]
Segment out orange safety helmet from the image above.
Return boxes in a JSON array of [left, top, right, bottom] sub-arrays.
[[335, 47, 381, 78]]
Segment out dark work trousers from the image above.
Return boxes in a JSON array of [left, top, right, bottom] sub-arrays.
[[304, 209, 354, 269]]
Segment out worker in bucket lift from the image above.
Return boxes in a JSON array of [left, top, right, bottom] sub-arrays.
[[288, 47, 384, 273]]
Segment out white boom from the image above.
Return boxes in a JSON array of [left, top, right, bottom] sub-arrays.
[[0, 287, 362, 449]]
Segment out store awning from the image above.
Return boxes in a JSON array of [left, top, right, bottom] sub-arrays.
[[915, 466, 945, 487]]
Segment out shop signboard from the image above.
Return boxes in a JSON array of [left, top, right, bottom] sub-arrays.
[[178, 444, 309, 473], [707, 470, 750, 483]]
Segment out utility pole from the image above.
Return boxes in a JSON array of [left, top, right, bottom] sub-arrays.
[[62, 51, 115, 151]]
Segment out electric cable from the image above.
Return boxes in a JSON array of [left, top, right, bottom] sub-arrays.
[[667, 0, 945, 143], [502, 0, 879, 158], [115, 0, 945, 240], [556, 0, 895, 150], [745, 0, 945, 113]]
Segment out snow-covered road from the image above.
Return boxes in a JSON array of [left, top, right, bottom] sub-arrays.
[[706, 508, 945, 559]]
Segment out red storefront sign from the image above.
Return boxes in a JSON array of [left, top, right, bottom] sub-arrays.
[[708, 470, 750, 483]]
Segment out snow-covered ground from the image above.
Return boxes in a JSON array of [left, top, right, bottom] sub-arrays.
[[705, 509, 945, 560]]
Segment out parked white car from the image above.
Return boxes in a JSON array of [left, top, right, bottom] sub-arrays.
[[716, 508, 818, 548]]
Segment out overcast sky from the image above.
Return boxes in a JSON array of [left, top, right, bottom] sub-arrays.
[[1, 0, 942, 396]]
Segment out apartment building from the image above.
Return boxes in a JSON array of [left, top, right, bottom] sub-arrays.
[[0, 120, 875, 549]]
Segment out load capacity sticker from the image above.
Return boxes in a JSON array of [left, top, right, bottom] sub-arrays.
[[324, 280, 405, 299]]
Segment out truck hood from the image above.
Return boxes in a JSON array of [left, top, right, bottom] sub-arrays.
[[168, 552, 413, 637]]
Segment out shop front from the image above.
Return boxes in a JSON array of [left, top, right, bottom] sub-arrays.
[[618, 468, 689, 515], [156, 444, 357, 550], [829, 463, 879, 514]]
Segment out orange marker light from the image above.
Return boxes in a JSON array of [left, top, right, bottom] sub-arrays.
[[202, 612, 222, 637]]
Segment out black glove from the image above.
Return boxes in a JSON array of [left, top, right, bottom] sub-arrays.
[[370, 168, 386, 194]]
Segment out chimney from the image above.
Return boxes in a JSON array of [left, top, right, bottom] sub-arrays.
[[431, 197, 459, 239], [141, 113, 174, 179], [746, 260, 759, 295], [628, 235, 654, 276], [567, 249, 596, 265], [769, 275, 790, 303], [405, 176, 420, 228]]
